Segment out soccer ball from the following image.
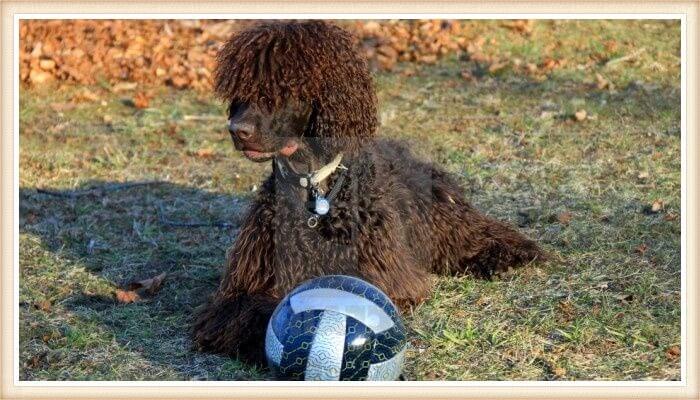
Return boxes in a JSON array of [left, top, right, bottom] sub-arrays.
[[265, 275, 407, 381]]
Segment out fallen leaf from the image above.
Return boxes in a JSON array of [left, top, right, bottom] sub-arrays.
[[28, 355, 43, 368], [574, 109, 587, 121], [376, 54, 396, 70], [648, 61, 667, 73], [377, 45, 398, 59], [72, 89, 100, 103], [362, 21, 382, 35], [30, 42, 43, 58], [49, 102, 77, 112], [165, 122, 180, 137], [127, 272, 167, 295], [195, 148, 214, 158], [501, 20, 533, 35], [595, 73, 614, 90], [34, 300, 51, 312], [48, 121, 70, 134], [171, 76, 189, 89], [664, 212, 678, 221], [39, 59, 56, 70], [542, 58, 558, 70], [557, 211, 573, 225], [115, 289, 140, 304], [133, 92, 150, 109], [488, 60, 509, 74], [539, 111, 555, 119], [604, 40, 618, 53], [460, 69, 474, 81], [468, 51, 491, 64], [552, 366, 566, 378], [635, 243, 649, 254], [665, 345, 681, 360], [112, 81, 138, 93], [557, 300, 576, 321], [419, 54, 437, 64], [29, 70, 54, 85]]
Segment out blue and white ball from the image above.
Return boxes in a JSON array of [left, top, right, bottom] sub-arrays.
[[265, 275, 407, 381]]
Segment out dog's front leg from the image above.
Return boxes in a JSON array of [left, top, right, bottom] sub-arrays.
[[192, 291, 277, 364], [193, 182, 279, 364]]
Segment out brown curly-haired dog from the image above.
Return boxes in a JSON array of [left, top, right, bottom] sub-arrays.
[[193, 20, 545, 364]]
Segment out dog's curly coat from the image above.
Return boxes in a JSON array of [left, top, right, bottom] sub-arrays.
[[193, 20, 545, 364]]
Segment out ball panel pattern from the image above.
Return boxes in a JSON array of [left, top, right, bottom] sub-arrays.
[[367, 345, 406, 381], [289, 287, 394, 333], [276, 309, 324, 379], [304, 310, 346, 380], [373, 324, 407, 362], [289, 275, 401, 324], [264, 324, 284, 366], [338, 316, 375, 381], [269, 295, 295, 339]]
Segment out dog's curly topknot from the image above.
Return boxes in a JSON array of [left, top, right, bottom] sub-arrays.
[[215, 20, 378, 145]]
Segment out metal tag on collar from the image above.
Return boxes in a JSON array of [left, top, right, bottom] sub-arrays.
[[314, 196, 330, 216]]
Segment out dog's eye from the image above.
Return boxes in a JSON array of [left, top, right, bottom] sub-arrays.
[[228, 102, 243, 118]]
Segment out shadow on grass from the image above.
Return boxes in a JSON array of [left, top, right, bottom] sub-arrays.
[[19, 181, 272, 380]]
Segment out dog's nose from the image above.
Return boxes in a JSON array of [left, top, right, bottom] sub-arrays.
[[228, 120, 255, 141]]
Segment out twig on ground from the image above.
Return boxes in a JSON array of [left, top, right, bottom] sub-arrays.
[[157, 204, 237, 229], [37, 181, 165, 198], [605, 47, 646, 68]]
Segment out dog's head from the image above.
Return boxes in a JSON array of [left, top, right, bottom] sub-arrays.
[[215, 20, 378, 163]]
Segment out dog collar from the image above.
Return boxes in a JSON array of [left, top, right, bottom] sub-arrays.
[[274, 153, 348, 228]]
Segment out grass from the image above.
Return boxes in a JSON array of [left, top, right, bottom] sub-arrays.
[[18, 20, 681, 381]]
